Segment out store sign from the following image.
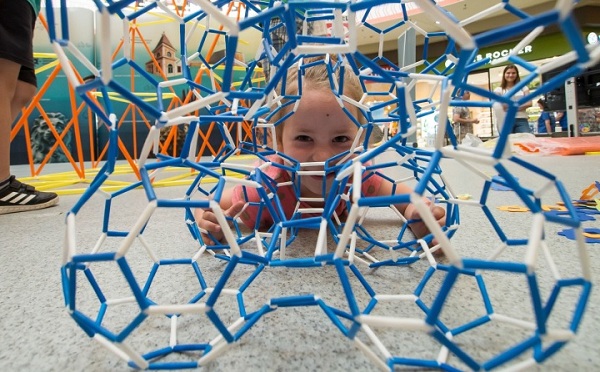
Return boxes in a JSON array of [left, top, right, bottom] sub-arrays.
[[324, 15, 350, 42], [474, 45, 533, 65]]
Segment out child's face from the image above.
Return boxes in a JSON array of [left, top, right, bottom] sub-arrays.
[[280, 88, 359, 198]]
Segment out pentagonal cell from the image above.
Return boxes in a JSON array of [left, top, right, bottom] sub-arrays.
[[350, 264, 453, 369], [64, 172, 160, 267], [421, 266, 534, 369], [65, 255, 149, 342]]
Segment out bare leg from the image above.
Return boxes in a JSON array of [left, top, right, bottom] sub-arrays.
[[0, 58, 22, 182], [12, 79, 37, 123], [0, 58, 58, 214]]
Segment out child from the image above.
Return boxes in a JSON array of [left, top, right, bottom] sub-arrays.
[[536, 98, 554, 134], [195, 55, 446, 245]]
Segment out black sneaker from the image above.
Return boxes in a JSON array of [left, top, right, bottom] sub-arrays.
[[0, 176, 59, 215]]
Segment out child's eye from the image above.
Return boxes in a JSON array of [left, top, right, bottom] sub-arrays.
[[333, 136, 351, 143], [295, 135, 312, 142]]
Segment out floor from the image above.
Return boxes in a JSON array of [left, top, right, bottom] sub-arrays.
[[1, 152, 599, 371]]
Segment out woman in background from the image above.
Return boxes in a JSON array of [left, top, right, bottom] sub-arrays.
[[494, 65, 532, 133]]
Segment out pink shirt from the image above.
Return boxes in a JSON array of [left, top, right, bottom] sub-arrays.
[[232, 156, 383, 229]]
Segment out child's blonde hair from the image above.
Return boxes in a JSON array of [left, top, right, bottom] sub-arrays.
[[271, 54, 365, 146]]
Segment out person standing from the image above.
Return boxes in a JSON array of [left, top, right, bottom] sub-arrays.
[[555, 110, 568, 133], [493, 64, 532, 133], [536, 98, 554, 134], [452, 90, 479, 143], [0, 0, 59, 214]]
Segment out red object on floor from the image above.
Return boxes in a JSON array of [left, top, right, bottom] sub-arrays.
[[514, 135, 600, 155]]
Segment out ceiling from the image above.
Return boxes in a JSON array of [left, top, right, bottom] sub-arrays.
[[356, 0, 597, 54], [48, 0, 597, 62]]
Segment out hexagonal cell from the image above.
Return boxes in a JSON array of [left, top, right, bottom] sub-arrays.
[[64, 255, 148, 341], [231, 255, 376, 340]]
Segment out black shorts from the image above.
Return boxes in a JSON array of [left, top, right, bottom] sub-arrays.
[[0, 0, 38, 87]]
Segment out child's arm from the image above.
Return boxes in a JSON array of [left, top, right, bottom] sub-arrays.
[[194, 187, 244, 245], [402, 200, 446, 240], [375, 179, 446, 240]]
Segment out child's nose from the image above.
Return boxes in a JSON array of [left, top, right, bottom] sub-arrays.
[[312, 146, 335, 162]]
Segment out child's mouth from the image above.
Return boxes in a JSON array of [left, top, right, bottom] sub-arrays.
[[309, 173, 335, 181]]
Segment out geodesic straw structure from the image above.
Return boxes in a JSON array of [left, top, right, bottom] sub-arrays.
[[55, 1, 596, 370]]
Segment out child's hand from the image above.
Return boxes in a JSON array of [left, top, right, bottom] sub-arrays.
[[405, 199, 446, 241], [196, 201, 245, 245]]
